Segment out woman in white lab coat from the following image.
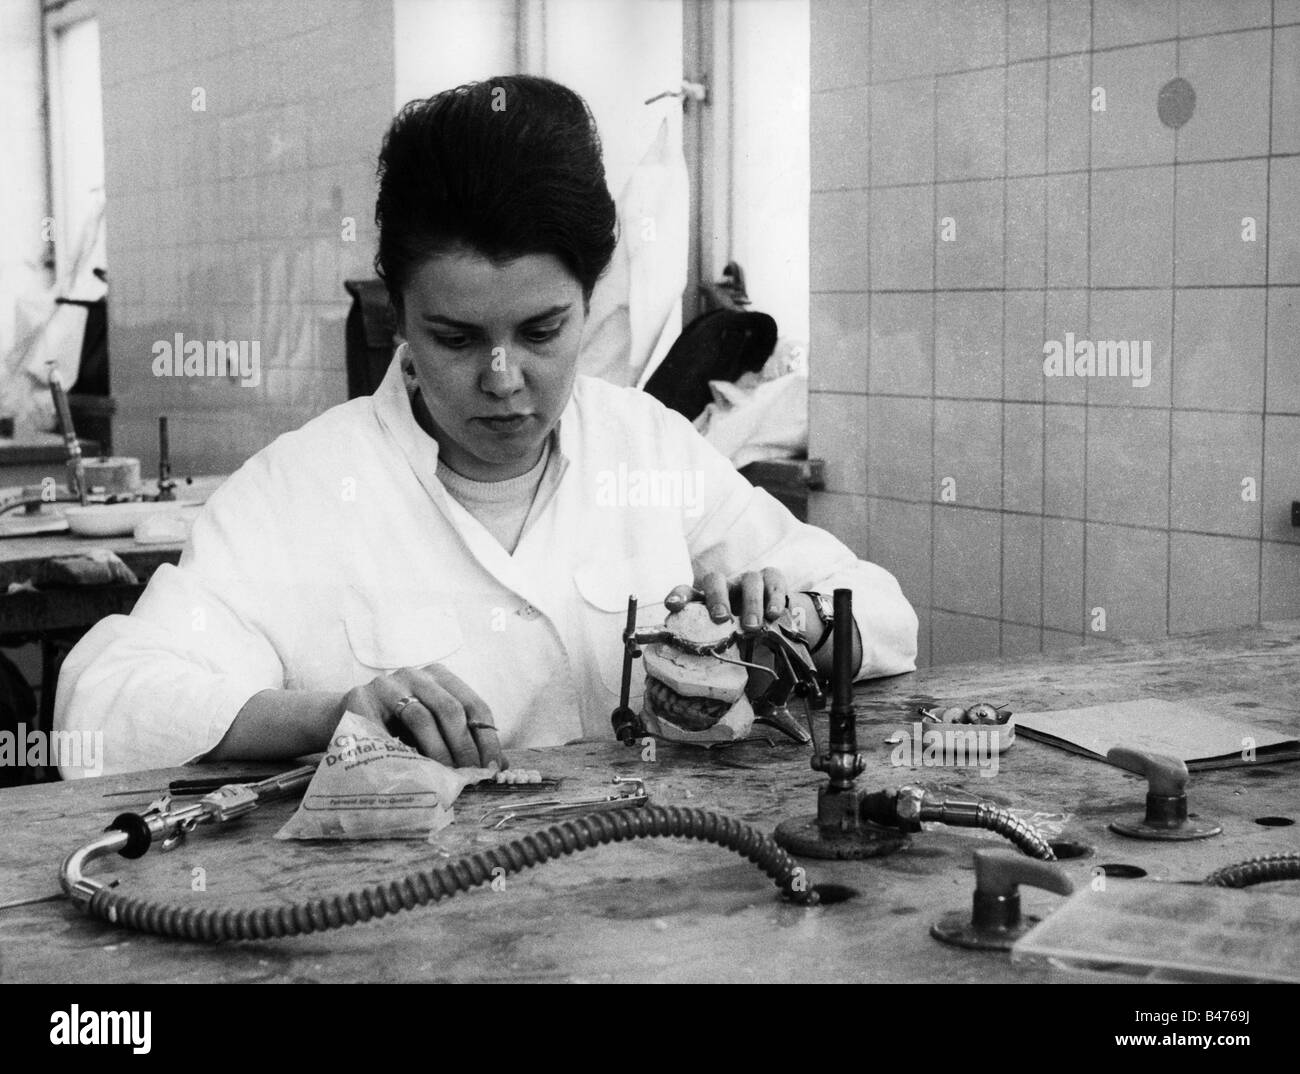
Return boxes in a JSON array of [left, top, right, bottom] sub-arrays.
[[54, 76, 918, 777]]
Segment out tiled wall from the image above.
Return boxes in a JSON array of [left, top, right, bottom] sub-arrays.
[[808, 0, 1300, 667], [99, 0, 393, 476]]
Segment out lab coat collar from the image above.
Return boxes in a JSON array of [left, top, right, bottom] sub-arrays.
[[370, 353, 577, 597], [372, 352, 578, 476], [373, 354, 441, 475]]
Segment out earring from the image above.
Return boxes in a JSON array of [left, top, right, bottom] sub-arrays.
[[395, 340, 411, 369]]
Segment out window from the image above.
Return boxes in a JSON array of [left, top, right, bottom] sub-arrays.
[[44, 0, 106, 297]]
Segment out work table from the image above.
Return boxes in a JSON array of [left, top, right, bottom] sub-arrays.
[[1, 621, 1296, 983]]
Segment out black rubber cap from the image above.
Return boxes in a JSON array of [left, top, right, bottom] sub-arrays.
[[107, 812, 153, 859]]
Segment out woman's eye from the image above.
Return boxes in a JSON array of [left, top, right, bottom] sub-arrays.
[[523, 326, 562, 345], [432, 335, 472, 349]]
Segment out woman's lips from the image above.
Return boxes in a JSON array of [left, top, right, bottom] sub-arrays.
[[475, 414, 533, 434]]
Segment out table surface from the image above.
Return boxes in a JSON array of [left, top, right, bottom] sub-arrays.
[[1, 621, 1297, 983]]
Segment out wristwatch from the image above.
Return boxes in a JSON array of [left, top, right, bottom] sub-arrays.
[[800, 591, 834, 654]]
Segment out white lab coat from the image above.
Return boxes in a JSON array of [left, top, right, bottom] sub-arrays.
[[54, 358, 918, 777]]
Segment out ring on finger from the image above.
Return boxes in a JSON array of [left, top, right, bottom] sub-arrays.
[[393, 695, 421, 718]]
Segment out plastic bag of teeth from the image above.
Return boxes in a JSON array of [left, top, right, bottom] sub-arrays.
[[276, 711, 498, 841]]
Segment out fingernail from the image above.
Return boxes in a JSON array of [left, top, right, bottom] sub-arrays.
[[742, 614, 759, 629], [767, 604, 782, 617], [712, 604, 729, 619]]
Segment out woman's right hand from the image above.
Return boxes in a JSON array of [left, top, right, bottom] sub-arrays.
[[338, 664, 505, 770]]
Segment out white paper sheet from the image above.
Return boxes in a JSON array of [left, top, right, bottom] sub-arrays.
[[1016, 698, 1299, 769]]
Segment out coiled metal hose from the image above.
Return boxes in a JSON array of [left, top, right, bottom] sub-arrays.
[[973, 804, 1056, 860], [83, 805, 818, 943], [1204, 852, 1300, 888], [861, 787, 1058, 860], [919, 799, 1058, 861]]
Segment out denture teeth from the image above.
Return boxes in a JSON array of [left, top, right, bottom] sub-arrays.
[[493, 768, 542, 785]]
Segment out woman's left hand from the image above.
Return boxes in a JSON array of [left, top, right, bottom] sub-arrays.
[[664, 568, 789, 635]]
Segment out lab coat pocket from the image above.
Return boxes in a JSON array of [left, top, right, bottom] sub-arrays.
[[343, 600, 464, 672]]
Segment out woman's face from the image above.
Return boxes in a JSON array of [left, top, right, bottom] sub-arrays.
[[400, 248, 586, 481]]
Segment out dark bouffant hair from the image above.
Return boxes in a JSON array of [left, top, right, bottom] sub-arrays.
[[375, 76, 618, 315]]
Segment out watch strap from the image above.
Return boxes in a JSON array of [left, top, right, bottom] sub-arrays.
[[802, 591, 834, 654]]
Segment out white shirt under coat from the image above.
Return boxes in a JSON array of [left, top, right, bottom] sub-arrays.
[[53, 358, 919, 777]]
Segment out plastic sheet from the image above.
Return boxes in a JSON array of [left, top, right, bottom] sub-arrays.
[[1012, 880, 1300, 983]]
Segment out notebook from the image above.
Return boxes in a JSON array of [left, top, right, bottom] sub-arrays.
[[1016, 698, 1300, 771]]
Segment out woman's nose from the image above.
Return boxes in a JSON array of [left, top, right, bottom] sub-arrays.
[[479, 344, 525, 396]]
